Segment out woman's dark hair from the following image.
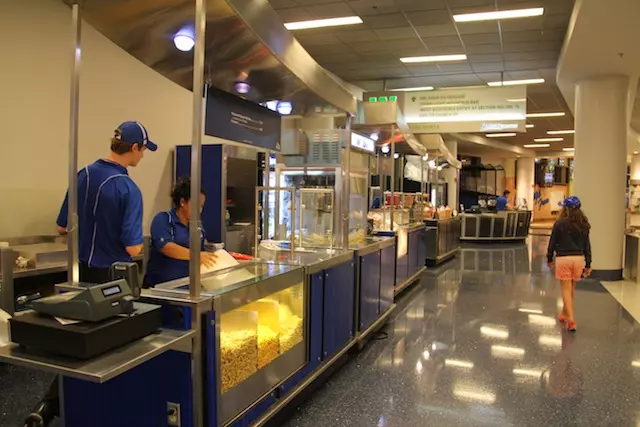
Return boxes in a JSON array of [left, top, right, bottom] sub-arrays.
[[171, 177, 206, 208], [560, 206, 591, 234]]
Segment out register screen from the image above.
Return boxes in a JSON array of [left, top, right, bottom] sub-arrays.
[[101, 285, 121, 297]]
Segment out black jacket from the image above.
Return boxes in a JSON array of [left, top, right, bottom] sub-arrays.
[[546, 218, 592, 268]]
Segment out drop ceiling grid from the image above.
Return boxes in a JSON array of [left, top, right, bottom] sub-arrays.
[[270, 0, 575, 141]]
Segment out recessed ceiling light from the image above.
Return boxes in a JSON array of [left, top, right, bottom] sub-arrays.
[[284, 16, 363, 30], [507, 98, 527, 102], [390, 86, 435, 91], [173, 34, 195, 52], [400, 54, 467, 63], [534, 137, 563, 142], [525, 124, 534, 128], [488, 78, 545, 87], [524, 144, 550, 148], [526, 112, 566, 118], [563, 148, 575, 152], [635, 151, 639, 155], [454, 7, 544, 22], [486, 133, 516, 137], [547, 130, 575, 135]]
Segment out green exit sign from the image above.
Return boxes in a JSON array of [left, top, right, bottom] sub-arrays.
[[369, 97, 377, 102], [378, 96, 388, 102], [389, 95, 397, 101]]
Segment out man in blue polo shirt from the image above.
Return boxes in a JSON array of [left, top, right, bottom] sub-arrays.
[[55, 121, 157, 283], [24, 121, 157, 427], [496, 190, 511, 211]]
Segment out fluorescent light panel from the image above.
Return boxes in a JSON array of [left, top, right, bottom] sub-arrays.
[[400, 54, 467, 63], [526, 112, 566, 118], [391, 86, 434, 91], [547, 130, 575, 135], [534, 137, 563, 142], [524, 144, 550, 148], [507, 98, 527, 102], [284, 16, 363, 30], [525, 124, 535, 128], [486, 133, 516, 138], [488, 78, 545, 87], [563, 148, 575, 152], [454, 7, 544, 22]]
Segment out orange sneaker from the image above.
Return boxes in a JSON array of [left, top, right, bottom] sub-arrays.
[[557, 313, 568, 323], [567, 320, 577, 332]]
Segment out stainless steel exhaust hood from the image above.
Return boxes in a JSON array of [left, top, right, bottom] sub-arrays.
[[61, 0, 357, 115]]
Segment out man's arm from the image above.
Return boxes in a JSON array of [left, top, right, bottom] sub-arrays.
[[121, 184, 144, 257], [56, 169, 87, 235]]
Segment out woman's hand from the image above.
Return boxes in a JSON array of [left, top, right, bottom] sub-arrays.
[[547, 261, 553, 270], [583, 268, 592, 278], [201, 252, 218, 268]]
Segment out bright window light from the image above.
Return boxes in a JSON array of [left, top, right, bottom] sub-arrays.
[[488, 78, 545, 87], [454, 7, 544, 22], [526, 112, 566, 118], [562, 148, 575, 152], [486, 133, 516, 138], [284, 16, 363, 30], [525, 124, 534, 128], [400, 54, 467, 63], [390, 86, 435, 91], [524, 144, 550, 148], [173, 34, 195, 52], [547, 130, 575, 135], [534, 137, 563, 142]]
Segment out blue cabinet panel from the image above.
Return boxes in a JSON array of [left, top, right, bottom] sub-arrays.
[[396, 254, 408, 285], [64, 351, 193, 427], [408, 230, 419, 277], [380, 245, 395, 313], [323, 261, 355, 360], [359, 251, 381, 332]]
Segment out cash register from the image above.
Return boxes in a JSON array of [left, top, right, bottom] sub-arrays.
[[9, 263, 162, 359]]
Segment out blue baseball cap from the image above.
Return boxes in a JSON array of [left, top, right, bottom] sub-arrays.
[[559, 196, 581, 209], [115, 121, 157, 152]]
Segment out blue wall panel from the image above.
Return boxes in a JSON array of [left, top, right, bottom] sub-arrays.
[[380, 244, 395, 312], [175, 145, 223, 243], [323, 261, 355, 360], [64, 350, 193, 427], [358, 251, 381, 332], [396, 253, 408, 286]]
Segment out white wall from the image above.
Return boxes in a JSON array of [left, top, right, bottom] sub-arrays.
[[0, 0, 194, 237]]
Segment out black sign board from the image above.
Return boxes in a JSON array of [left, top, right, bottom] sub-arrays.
[[204, 87, 281, 151]]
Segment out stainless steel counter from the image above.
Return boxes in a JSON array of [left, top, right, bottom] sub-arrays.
[[0, 327, 195, 383], [257, 246, 354, 275], [624, 232, 640, 282], [459, 211, 532, 241]]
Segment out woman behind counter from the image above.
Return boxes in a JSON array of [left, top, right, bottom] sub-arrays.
[[144, 177, 217, 287]]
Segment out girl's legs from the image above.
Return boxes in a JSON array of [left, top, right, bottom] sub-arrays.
[[560, 279, 575, 322]]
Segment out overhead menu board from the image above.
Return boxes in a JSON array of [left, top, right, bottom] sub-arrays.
[[205, 87, 282, 151], [402, 86, 527, 134]]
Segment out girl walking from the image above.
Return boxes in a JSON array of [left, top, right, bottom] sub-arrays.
[[547, 196, 592, 332]]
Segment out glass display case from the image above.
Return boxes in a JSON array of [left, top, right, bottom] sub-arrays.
[[368, 192, 425, 231], [154, 261, 307, 425]]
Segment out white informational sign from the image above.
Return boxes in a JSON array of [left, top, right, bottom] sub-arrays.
[[403, 86, 527, 133], [351, 132, 376, 153]]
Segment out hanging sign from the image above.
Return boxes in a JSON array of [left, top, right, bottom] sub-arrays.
[[403, 86, 527, 133], [205, 87, 282, 151], [350, 132, 376, 153]]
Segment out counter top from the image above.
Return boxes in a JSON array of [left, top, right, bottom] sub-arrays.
[[9, 254, 143, 279], [0, 328, 194, 383], [459, 210, 531, 216]]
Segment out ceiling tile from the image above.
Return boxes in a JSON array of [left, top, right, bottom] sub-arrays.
[[383, 38, 425, 50], [505, 59, 557, 71], [542, 13, 572, 30], [361, 13, 410, 28], [406, 9, 452, 26], [503, 50, 559, 61], [470, 62, 505, 72], [348, 40, 391, 52], [431, 74, 485, 86], [467, 53, 504, 62], [455, 21, 499, 35], [503, 41, 559, 53], [423, 35, 463, 48], [504, 70, 544, 79], [347, 0, 400, 16], [268, 0, 298, 9], [374, 27, 418, 40], [276, 7, 313, 22], [465, 43, 503, 54], [304, 3, 355, 18], [447, 0, 495, 7], [335, 29, 380, 43], [294, 0, 343, 4], [414, 24, 459, 37], [461, 32, 501, 45], [295, 33, 344, 46], [499, 16, 544, 32], [427, 45, 469, 55], [395, 0, 447, 11], [404, 64, 442, 75], [437, 62, 473, 72], [304, 44, 355, 54]]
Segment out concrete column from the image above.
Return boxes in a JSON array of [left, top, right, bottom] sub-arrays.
[[574, 76, 629, 280], [444, 140, 458, 208], [504, 158, 516, 205], [516, 158, 534, 210], [631, 153, 640, 181], [296, 117, 335, 130]]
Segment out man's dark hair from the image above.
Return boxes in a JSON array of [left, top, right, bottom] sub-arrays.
[[110, 129, 141, 155], [503, 190, 511, 196], [171, 177, 206, 208]]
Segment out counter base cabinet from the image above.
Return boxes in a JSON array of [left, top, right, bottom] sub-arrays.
[[380, 245, 396, 314], [64, 350, 194, 427], [359, 252, 382, 332], [460, 212, 532, 242], [323, 262, 356, 360]]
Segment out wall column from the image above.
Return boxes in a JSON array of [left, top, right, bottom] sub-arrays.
[[504, 158, 516, 206], [574, 76, 629, 280], [516, 158, 534, 210], [444, 140, 458, 208], [631, 153, 640, 181]]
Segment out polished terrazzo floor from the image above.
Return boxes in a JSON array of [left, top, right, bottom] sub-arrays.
[[2, 237, 640, 427], [283, 237, 640, 427]]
